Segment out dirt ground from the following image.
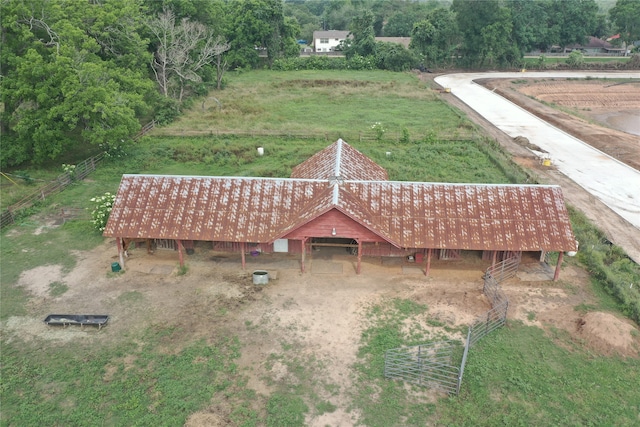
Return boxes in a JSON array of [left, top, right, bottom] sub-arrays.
[[4, 230, 640, 426], [425, 74, 640, 263]]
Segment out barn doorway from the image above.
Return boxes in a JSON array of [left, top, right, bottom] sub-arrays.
[[310, 238, 358, 259]]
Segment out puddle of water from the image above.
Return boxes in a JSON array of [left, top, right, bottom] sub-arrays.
[[592, 109, 640, 136]]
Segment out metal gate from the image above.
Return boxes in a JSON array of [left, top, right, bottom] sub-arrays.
[[384, 341, 461, 395], [385, 253, 519, 395]]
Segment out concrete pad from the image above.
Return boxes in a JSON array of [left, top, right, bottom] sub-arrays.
[[149, 265, 175, 275], [517, 262, 554, 282], [311, 261, 344, 274], [402, 265, 424, 275]]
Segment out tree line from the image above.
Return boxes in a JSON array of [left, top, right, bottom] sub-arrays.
[[2, 0, 638, 168]]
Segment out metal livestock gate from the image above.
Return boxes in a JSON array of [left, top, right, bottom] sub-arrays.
[[384, 254, 519, 395]]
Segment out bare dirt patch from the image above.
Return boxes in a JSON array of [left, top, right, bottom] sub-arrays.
[[4, 240, 639, 424], [577, 311, 639, 356]]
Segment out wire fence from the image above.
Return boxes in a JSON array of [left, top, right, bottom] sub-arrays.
[[150, 128, 477, 143], [385, 253, 520, 395], [1, 152, 105, 229]]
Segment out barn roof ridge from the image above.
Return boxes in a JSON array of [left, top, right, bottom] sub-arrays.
[[121, 173, 560, 190]]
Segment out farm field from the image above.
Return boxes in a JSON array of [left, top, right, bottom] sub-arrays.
[[1, 70, 639, 426]]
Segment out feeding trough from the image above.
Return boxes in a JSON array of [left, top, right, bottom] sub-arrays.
[[44, 314, 110, 330]]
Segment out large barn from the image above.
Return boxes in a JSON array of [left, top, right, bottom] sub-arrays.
[[104, 139, 578, 279]]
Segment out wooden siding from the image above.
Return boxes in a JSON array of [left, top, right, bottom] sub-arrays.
[[284, 209, 386, 242]]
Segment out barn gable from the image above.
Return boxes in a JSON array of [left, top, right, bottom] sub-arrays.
[[291, 139, 388, 181], [283, 208, 387, 242]]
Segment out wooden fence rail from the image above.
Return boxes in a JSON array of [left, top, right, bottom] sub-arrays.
[[1, 152, 106, 229]]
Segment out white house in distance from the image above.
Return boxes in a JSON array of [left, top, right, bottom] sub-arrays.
[[313, 30, 350, 52], [313, 31, 412, 53]]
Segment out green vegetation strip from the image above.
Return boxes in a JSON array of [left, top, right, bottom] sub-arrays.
[[1, 333, 244, 426], [569, 207, 640, 324]]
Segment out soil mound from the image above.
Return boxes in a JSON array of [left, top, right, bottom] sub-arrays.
[[577, 311, 639, 357]]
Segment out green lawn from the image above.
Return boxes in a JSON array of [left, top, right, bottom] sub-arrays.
[[157, 70, 472, 141]]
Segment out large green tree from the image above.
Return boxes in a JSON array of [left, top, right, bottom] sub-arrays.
[[410, 8, 459, 67], [383, 1, 436, 37], [226, 0, 299, 68], [1, 0, 153, 167], [452, 0, 519, 66], [342, 9, 376, 59], [548, 0, 599, 51], [609, 0, 640, 54], [506, 0, 554, 53]]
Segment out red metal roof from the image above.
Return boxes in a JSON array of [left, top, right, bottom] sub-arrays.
[[104, 140, 577, 252], [291, 139, 388, 181]]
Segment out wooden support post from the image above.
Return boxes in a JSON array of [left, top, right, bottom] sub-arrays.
[[177, 240, 184, 267], [356, 239, 362, 274], [553, 251, 564, 281], [118, 237, 125, 270], [241, 242, 246, 270], [301, 237, 307, 273], [425, 248, 432, 276], [492, 250, 497, 266]]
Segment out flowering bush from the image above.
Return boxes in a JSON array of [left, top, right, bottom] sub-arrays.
[[90, 192, 116, 232], [371, 122, 385, 141], [62, 163, 76, 179]]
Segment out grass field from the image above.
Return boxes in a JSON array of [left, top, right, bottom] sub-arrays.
[[156, 70, 474, 141], [2, 70, 639, 426]]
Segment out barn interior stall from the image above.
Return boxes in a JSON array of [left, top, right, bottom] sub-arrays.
[[104, 139, 578, 280]]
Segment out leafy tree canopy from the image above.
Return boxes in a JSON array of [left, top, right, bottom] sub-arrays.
[[609, 0, 640, 48], [1, 0, 153, 167]]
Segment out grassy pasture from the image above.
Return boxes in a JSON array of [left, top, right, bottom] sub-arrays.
[[2, 70, 639, 426], [156, 70, 472, 140]]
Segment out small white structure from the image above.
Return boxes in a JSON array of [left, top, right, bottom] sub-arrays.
[[313, 30, 350, 52]]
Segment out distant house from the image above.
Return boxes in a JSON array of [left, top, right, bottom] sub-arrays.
[[311, 32, 412, 54], [546, 36, 627, 56], [577, 36, 626, 55], [313, 30, 350, 52]]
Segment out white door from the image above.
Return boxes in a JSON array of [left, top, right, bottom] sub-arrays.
[[273, 239, 289, 253]]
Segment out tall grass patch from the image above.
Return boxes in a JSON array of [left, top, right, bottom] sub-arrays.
[[157, 70, 458, 139]]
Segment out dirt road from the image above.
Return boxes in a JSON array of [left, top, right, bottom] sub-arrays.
[[430, 72, 640, 263]]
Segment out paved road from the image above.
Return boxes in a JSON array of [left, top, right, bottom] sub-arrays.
[[435, 72, 640, 232]]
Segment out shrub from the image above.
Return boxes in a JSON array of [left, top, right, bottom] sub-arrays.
[[566, 51, 585, 69], [89, 192, 116, 233]]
